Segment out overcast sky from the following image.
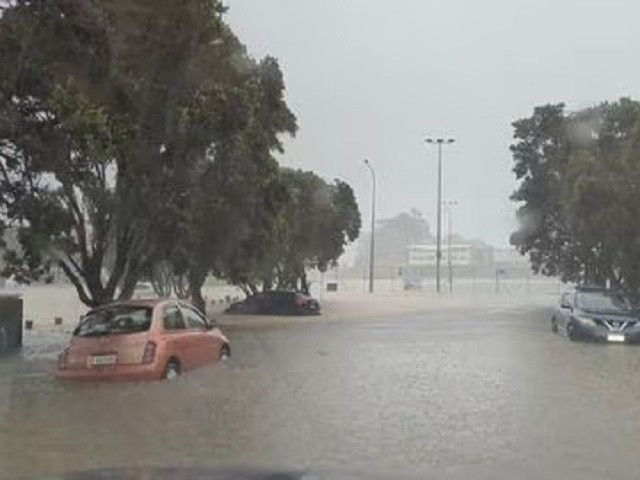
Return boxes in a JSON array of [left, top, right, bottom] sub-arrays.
[[227, 0, 640, 247]]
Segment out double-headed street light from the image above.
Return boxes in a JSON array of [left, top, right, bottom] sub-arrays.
[[363, 159, 376, 294], [425, 138, 455, 295]]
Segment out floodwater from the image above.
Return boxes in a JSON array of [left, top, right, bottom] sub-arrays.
[[3, 302, 640, 479]]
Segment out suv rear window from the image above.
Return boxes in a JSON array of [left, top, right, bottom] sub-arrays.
[[74, 306, 153, 337]]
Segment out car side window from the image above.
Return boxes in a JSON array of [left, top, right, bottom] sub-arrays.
[[561, 293, 572, 308], [182, 305, 208, 330], [163, 304, 186, 331]]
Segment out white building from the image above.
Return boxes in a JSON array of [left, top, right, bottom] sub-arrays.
[[407, 244, 475, 267]]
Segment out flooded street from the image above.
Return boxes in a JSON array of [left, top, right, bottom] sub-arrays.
[[4, 301, 640, 479]]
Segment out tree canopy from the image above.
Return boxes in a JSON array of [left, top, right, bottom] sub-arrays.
[[0, 0, 360, 308], [214, 167, 361, 296], [510, 98, 640, 298]]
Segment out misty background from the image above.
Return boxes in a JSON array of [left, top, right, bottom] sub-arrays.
[[227, 0, 640, 249]]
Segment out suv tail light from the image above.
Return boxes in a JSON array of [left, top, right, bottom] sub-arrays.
[[142, 341, 157, 364]]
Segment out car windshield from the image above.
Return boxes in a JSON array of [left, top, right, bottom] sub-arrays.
[[6, 0, 640, 479], [576, 292, 632, 311], [74, 306, 152, 337]]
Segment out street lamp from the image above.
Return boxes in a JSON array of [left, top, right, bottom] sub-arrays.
[[443, 200, 458, 294], [363, 159, 376, 294], [425, 137, 455, 295]]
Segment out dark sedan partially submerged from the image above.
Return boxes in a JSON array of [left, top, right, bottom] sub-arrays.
[[551, 286, 640, 343], [226, 291, 321, 316]]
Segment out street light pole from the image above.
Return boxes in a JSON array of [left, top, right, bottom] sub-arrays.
[[364, 159, 376, 294], [443, 200, 458, 294], [426, 138, 455, 295]]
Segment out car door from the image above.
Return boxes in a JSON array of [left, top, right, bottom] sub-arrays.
[[180, 303, 219, 366], [274, 292, 294, 315], [256, 292, 271, 314], [161, 303, 196, 370], [284, 292, 297, 314], [247, 294, 262, 314]]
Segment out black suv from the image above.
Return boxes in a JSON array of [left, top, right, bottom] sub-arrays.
[[551, 286, 640, 343]]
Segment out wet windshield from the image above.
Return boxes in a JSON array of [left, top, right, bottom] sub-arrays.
[[75, 307, 152, 337], [4, 1, 640, 479], [577, 292, 632, 312]]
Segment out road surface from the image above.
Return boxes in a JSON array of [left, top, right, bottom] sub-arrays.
[[2, 300, 640, 479]]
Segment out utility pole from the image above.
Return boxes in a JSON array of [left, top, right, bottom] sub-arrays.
[[443, 200, 457, 294], [364, 159, 376, 294], [425, 138, 455, 294]]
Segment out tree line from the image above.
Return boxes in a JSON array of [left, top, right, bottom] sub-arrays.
[[510, 98, 640, 300], [0, 0, 361, 311]]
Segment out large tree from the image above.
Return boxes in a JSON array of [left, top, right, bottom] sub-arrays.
[[214, 168, 361, 295], [0, 0, 272, 306], [148, 55, 298, 311], [270, 169, 361, 293], [510, 98, 640, 297]]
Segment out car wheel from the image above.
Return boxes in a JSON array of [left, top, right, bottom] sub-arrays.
[[567, 322, 577, 341], [163, 358, 181, 380], [220, 343, 231, 361], [551, 316, 558, 333]]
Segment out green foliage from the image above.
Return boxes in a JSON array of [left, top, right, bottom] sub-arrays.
[[149, 52, 299, 309], [213, 168, 361, 294], [0, 0, 358, 309], [0, 0, 280, 306], [510, 98, 640, 297]]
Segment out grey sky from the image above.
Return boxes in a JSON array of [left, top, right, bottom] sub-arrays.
[[227, 0, 640, 247]]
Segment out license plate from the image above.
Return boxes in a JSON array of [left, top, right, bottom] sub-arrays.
[[87, 355, 117, 366], [607, 334, 625, 343]]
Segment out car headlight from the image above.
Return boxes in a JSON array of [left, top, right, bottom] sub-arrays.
[[575, 316, 596, 326]]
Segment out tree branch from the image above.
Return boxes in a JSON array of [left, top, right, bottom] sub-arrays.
[[58, 259, 93, 307]]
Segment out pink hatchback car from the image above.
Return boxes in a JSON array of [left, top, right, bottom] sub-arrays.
[[56, 299, 230, 381]]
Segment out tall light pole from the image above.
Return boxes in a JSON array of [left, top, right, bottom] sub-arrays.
[[425, 138, 455, 295], [443, 200, 458, 294], [364, 159, 376, 293]]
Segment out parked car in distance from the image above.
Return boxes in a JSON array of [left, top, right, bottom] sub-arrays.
[[551, 286, 640, 343], [56, 299, 230, 381], [226, 291, 320, 316]]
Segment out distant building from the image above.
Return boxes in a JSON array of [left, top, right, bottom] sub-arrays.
[[405, 244, 494, 277], [408, 244, 475, 266], [344, 240, 533, 281]]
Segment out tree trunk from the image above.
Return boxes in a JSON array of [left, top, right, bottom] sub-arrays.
[[58, 260, 95, 307], [188, 269, 207, 313], [118, 270, 139, 301], [299, 271, 309, 295], [262, 275, 273, 292], [173, 275, 190, 299]]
